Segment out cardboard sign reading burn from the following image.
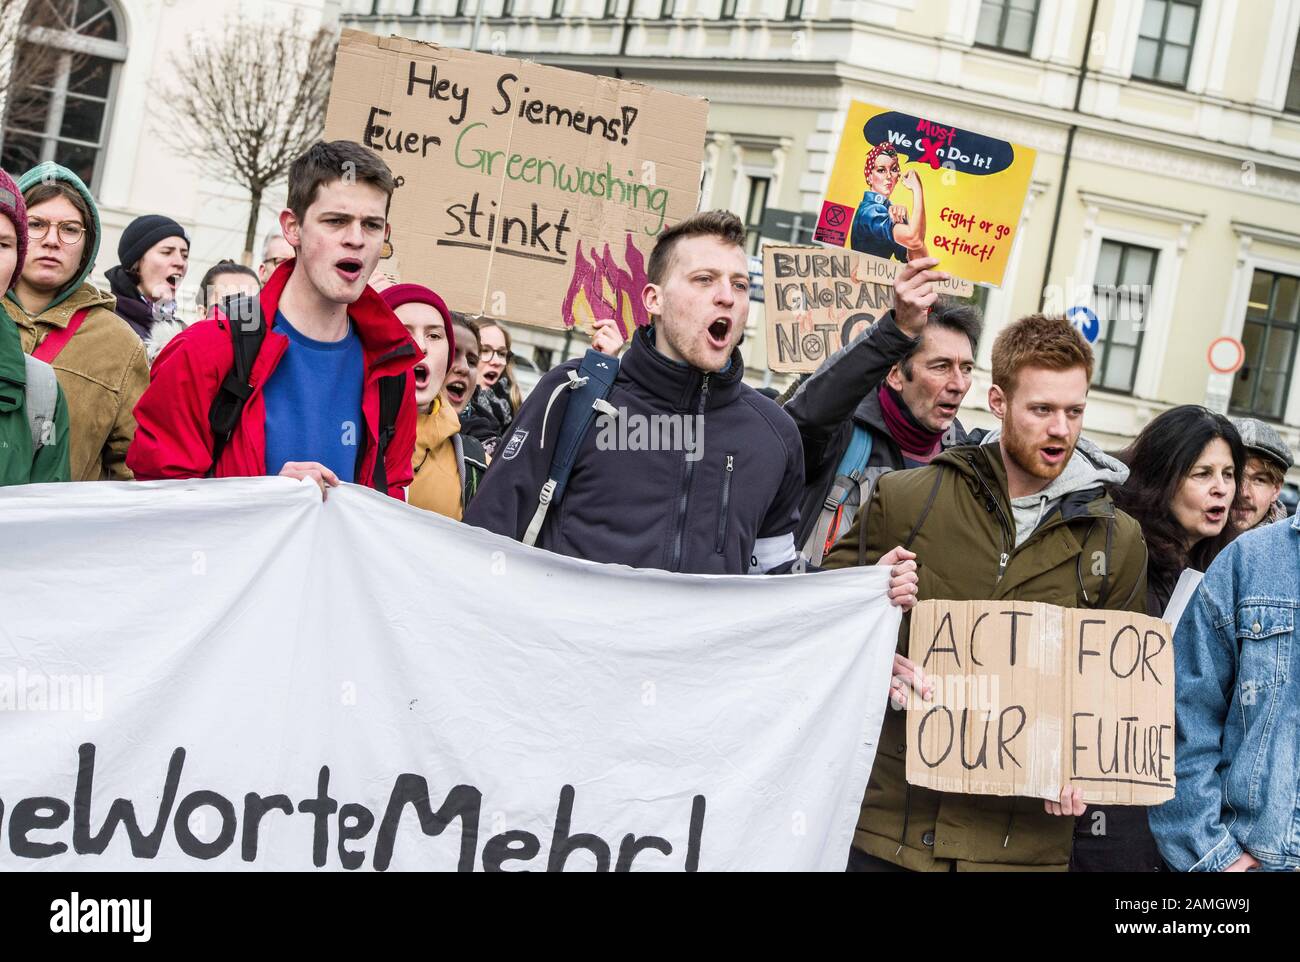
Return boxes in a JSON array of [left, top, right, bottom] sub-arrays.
[[762, 244, 972, 373], [905, 600, 1176, 806], [324, 29, 708, 334]]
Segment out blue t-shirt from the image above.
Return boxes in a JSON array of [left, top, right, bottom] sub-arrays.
[[851, 191, 908, 262], [262, 311, 365, 482]]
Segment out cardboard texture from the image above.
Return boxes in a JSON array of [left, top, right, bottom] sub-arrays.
[[323, 29, 708, 334], [762, 244, 971, 373], [813, 102, 1036, 287], [905, 600, 1176, 805]]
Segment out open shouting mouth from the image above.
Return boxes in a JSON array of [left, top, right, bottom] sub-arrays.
[[444, 376, 469, 407], [335, 258, 363, 284], [1039, 444, 1067, 467], [706, 316, 732, 351], [413, 362, 430, 393]]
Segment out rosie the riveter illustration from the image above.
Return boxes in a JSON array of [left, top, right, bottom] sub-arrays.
[[851, 142, 928, 262]]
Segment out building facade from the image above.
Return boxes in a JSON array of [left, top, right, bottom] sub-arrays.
[[344, 0, 1300, 464], [0, 0, 340, 317], [6, 0, 1299, 462]]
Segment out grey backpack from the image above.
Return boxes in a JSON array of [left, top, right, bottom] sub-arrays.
[[23, 353, 58, 451]]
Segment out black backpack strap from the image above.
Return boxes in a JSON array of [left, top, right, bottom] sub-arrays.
[[903, 467, 945, 550], [368, 373, 406, 493], [855, 463, 944, 567], [207, 294, 265, 477], [458, 433, 488, 507]]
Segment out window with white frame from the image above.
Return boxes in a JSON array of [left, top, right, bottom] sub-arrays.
[[1, 0, 127, 191], [1232, 269, 1300, 421], [1090, 240, 1158, 394], [785, 0, 804, 20], [720, 0, 738, 20], [1286, 30, 1300, 113], [1133, 0, 1201, 87], [974, 0, 1039, 55], [744, 176, 770, 255]]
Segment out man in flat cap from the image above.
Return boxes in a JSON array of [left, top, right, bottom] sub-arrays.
[[1229, 417, 1294, 533]]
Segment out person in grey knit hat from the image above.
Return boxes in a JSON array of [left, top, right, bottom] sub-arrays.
[[104, 214, 190, 340], [1229, 416, 1293, 532]]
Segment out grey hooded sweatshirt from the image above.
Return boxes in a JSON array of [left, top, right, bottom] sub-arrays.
[[980, 430, 1130, 547]]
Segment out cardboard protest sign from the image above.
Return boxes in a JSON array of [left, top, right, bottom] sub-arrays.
[[762, 244, 972, 373], [905, 600, 1176, 805], [324, 29, 708, 334], [813, 102, 1036, 287]]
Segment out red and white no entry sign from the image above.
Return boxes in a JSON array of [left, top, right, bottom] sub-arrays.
[[1207, 337, 1246, 375]]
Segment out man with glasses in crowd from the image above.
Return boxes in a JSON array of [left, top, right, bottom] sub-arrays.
[[258, 230, 296, 286], [5, 162, 147, 480]]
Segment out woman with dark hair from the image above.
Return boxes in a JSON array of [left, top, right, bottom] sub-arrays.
[[1109, 405, 1245, 617], [1071, 404, 1244, 874]]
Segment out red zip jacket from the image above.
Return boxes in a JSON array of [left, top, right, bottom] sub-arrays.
[[127, 260, 419, 498]]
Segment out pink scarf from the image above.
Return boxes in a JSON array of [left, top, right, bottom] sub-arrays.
[[878, 384, 943, 463]]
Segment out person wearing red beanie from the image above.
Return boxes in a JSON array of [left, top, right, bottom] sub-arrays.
[[380, 283, 485, 519]]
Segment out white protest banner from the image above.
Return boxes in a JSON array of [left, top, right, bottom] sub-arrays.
[[0, 479, 898, 871]]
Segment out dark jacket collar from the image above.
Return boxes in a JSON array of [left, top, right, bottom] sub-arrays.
[[619, 325, 745, 412], [105, 264, 154, 338]]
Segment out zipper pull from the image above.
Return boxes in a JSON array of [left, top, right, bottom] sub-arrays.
[[725, 454, 733, 472], [698, 374, 711, 414], [998, 552, 1009, 580]]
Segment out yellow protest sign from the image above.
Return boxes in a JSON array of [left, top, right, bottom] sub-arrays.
[[813, 102, 1036, 287]]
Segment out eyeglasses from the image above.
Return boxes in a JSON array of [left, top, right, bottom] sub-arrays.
[[481, 348, 511, 362], [28, 218, 86, 245], [261, 256, 288, 271]]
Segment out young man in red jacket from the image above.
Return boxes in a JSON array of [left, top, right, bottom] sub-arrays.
[[128, 141, 419, 498]]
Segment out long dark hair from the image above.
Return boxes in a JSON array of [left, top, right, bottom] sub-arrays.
[[1110, 405, 1245, 577]]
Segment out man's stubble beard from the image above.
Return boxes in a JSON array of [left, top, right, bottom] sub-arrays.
[[1002, 414, 1074, 483]]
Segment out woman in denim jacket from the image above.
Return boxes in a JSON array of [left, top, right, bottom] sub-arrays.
[[1072, 406, 1243, 872], [1150, 508, 1300, 871]]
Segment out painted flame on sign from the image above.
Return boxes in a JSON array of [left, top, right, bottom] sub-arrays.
[[561, 235, 650, 339]]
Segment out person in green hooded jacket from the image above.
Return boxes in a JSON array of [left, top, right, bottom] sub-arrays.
[[5, 162, 147, 481], [0, 166, 69, 486]]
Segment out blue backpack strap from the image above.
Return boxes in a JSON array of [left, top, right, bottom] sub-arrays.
[[834, 424, 874, 485], [522, 348, 620, 546], [804, 425, 876, 566]]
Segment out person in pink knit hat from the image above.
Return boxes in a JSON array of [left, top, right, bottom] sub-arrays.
[[380, 283, 487, 519]]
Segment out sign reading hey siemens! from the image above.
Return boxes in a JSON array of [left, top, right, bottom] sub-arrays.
[[324, 29, 707, 336]]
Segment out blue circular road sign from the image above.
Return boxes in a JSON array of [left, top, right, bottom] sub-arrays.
[[1067, 305, 1100, 343]]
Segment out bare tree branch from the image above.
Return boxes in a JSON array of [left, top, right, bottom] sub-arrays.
[[163, 12, 338, 261]]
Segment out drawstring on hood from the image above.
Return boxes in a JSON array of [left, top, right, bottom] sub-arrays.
[[7, 163, 102, 314]]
